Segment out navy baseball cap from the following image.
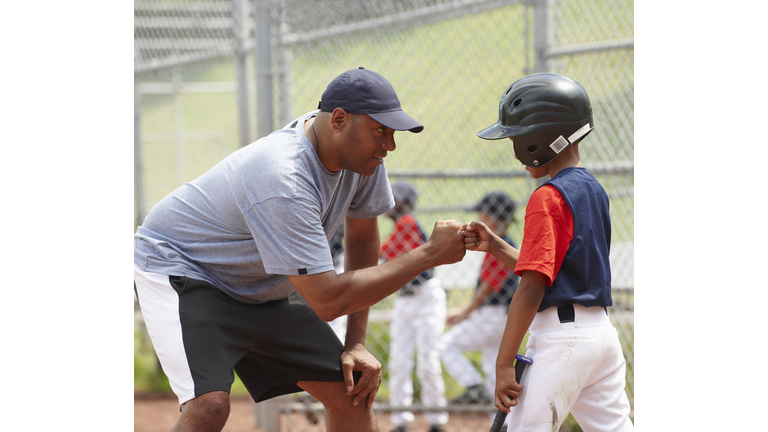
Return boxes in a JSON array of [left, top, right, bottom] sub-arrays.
[[318, 67, 424, 133], [468, 192, 517, 224]]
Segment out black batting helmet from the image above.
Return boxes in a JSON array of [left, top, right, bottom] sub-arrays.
[[477, 73, 594, 168]]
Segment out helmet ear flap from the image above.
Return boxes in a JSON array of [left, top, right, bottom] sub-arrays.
[[525, 143, 542, 166], [512, 135, 543, 167]]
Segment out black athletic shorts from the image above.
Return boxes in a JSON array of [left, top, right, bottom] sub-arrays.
[[140, 273, 359, 403]]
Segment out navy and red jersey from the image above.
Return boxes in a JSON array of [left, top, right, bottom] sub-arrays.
[[515, 167, 612, 311]]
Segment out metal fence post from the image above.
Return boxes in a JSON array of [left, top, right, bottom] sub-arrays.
[[134, 75, 145, 229], [533, 0, 548, 73], [254, 0, 274, 139], [275, 1, 292, 128], [253, 396, 283, 432], [172, 61, 186, 187], [233, 0, 252, 148]]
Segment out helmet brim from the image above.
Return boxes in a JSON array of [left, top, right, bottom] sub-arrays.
[[477, 122, 515, 140], [368, 110, 424, 133]]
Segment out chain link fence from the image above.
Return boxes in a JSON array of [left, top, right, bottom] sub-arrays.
[[134, 0, 633, 430]]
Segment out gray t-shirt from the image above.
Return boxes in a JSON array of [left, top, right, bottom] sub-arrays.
[[134, 111, 395, 304]]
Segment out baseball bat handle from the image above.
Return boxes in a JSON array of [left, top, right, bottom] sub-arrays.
[[490, 410, 508, 432], [489, 354, 532, 432]]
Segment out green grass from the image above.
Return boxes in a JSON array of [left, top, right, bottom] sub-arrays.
[[134, 329, 170, 394]]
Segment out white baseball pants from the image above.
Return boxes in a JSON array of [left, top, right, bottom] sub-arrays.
[[506, 304, 634, 432], [388, 277, 448, 426]]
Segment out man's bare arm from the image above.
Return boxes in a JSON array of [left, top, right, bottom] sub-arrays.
[[288, 218, 466, 322]]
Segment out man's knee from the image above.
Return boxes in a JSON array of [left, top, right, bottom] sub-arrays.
[[300, 382, 365, 413], [321, 395, 367, 413], [181, 391, 230, 426]]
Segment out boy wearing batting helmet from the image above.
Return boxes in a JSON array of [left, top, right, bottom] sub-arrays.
[[463, 73, 634, 431]]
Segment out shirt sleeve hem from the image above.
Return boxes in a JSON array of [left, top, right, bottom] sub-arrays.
[[513, 264, 554, 286], [264, 264, 335, 276]]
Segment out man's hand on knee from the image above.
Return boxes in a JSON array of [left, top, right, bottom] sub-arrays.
[[341, 344, 382, 408]]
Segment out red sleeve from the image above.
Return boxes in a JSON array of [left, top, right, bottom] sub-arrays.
[[514, 185, 574, 286], [480, 253, 511, 292], [380, 214, 424, 261]]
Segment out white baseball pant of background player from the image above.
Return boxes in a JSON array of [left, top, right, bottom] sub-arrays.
[[437, 303, 508, 425], [328, 253, 348, 341], [388, 277, 449, 427]]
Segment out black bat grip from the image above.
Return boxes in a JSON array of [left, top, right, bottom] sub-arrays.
[[489, 357, 530, 432], [490, 410, 508, 432]]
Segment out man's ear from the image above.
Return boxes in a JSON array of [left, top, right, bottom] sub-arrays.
[[330, 108, 348, 133]]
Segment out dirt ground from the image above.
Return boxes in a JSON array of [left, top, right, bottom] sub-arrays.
[[135, 393, 261, 432], [134, 393, 492, 432]]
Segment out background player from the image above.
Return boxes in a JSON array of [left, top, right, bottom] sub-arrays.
[[380, 182, 448, 432], [436, 191, 519, 428], [465, 72, 634, 431]]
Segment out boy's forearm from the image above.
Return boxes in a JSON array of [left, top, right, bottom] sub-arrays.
[[496, 271, 546, 367], [490, 235, 520, 271]]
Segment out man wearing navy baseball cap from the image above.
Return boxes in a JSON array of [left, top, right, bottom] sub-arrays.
[[134, 68, 465, 432], [307, 67, 423, 177]]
